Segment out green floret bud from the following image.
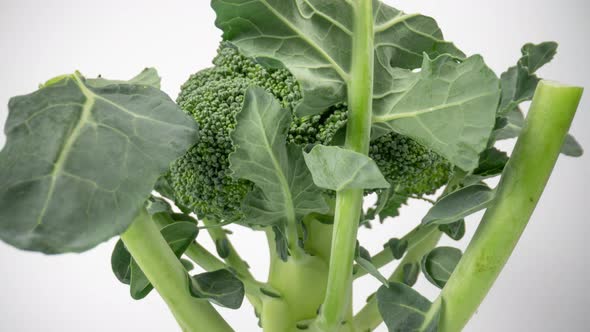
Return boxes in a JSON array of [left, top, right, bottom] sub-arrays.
[[369, 132, 452, 195], [170, 76, 255, 220], [169, 43, 349, 220], [169, 41, 452, 221]]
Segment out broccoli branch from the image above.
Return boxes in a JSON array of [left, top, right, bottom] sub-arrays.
[[353, 228, 442, 331], [432, 81, 583, 331], [121, 209, 233, 332]]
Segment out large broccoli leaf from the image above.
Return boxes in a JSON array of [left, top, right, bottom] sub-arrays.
[[372, 54, 500, 171], [0, 70, 198, 253], [212, 0, 499, 171], [212, 0, 463, 117], [229, 87, 328, 227]]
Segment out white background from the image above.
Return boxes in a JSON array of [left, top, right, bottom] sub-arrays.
[[0, 0, 588, 331]]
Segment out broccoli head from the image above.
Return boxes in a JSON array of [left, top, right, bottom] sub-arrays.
[[169, 42, 452, 221], [369, 133, 451, 195]]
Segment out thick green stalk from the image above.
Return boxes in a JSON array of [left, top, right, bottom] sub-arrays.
[[121, 209, 233, 332], [185, 242, 227, 271], [263, 230, 330, 332], [353, 227, 442, 331], [434, 81, 583, 332], [315, 0, 374, 330]]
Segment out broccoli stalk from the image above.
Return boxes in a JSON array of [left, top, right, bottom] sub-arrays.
[[170, 42, 450, 223], [120, 209, 232, 332], [0, 1, 585, 331], [432, 81, 583, 331], [313, 1, 375, 330]]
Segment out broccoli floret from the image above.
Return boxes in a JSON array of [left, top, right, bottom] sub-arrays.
[[171, 76, 254, 220], [169, 42, 451, 220], [369, 133, 451, 195]]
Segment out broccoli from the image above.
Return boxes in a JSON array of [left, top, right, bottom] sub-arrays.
[[169, 42, 452, 220], [369, 133, 452, 195]]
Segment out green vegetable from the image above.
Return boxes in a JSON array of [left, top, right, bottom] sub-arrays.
[[421, 247, 462, 289], [169, 42, 454, 222], [0, 1, 583, 332], [0, 70, 197, 253]]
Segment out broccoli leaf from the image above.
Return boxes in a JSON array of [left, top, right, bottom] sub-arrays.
[[493, 107, 525, 141], [212, 0, 463, 116], [499, 65, 539, 115], [402, 262, 420, 287], [473, 148, 509, 178], [386, 238, 408, 260], [377, 282, 441, 332], [372, 54, 500, 171], [111, 239, 132, 285], [271, 225, 290, 261], [145, 195, 173, 216], [303, 145, 389, 191], [498, 42, 558, 115], [181, 259, 195, 272], [212, 0, 497, 171], [189, 269, 245, 309], [355, 244, 389, 286], [438, 219, 466, 241], [519, 42, 558, 75], [0, 71, 198, 253], [422, 184, 496, 225], [87, 68, 161, 89], [561, 134, 584, 157], [229, 87, 328, 227], [421, 246, 462, 289], [129, 222, 198, 300], [365, 189, 408, 223], [493, 108, 583, 157], [355, 255, 389, 287]]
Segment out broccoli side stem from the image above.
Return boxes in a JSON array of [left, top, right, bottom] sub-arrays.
[[354, 228, 442, 331], [184, 242, 265, 314], [200, 218, 269, 313], [315, 0, 375, 330], [120, 209, 233, 332], [352, 176, 465, 330], [263, 229, 330, 332], [433, 81, 583, 332], [202, 218, 254, 281], [352, 224, 440, 280]]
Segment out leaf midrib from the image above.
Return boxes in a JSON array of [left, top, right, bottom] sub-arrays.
[[33, 75, 95, 230], [252, 103, 297, 226], [256, 0, 350, 81], [372, 91, 497, 123]]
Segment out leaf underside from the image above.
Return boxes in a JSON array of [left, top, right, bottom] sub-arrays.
[[0, 71, 198, 253], [421, 246, 462, 289], [377, 282, 441, 332], [213, 0, 499, 172], [304, 145, 389, 191], [422, 184, 496, 225], [190, 269, 245, 309], [372, 54, 500, 171]]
